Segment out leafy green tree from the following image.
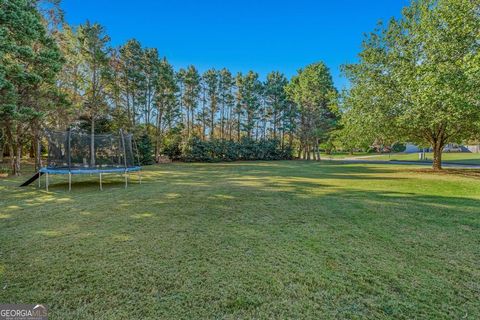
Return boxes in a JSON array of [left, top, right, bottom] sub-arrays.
[[137, 132, 154, 165], [105, 48, 129, 130], [241, 71, 262, 139], [119, 39, 146, 128], [282, 99, 298, 149], [234, 73, 244, 141], [154, 57, 178, 161], [218, 68, 235, 140], [77, 21, 110, 166], [198, 80, 208, 140], [56, 24, 85, 127], [142, 48, 160, 127], [179, 66, 201, 138], [286, 63, 338, 160], [343, 0, 480, 170], [0, 0, 63, 174], [264, 71, 288, 140], [203, 69, 219, 139]]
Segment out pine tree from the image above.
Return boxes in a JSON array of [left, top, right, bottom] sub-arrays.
[[143, 48, 160, 127], [180, 66, 200, 138], [77, 21, 111, 166], [218, 68, 235, 140], [0, 0, 63, 174], [203, 69, 219, 139], [119, 39, 146, 128], [264, 71, 288, 141], [242, 71, 262, 139], [154, 58, 178, 161]]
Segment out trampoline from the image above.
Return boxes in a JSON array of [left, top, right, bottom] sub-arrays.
[[22, 129, 142, 191]]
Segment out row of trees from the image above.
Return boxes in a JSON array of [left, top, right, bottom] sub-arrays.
[[0, 0, 339, 174], [2, 0, 478, 173]]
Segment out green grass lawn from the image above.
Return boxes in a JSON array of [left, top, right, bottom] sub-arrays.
[[1, 162, 479, 319], [320, 152, 372, 159], [359, 152, 480, 165]]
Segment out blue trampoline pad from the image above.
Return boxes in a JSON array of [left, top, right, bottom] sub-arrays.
[[39, 166, 141, 175]]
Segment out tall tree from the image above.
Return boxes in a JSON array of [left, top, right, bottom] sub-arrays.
[[234, 73, 244, 141], [56, 24, 84, 127], [203, 69, 219, 139], [154, 58, 178, 160], [0, 0, 63, 174], [286, 63, 338, 160], [77, 21, 110, 166], [241, 71, 262, 139], [264, 71, 288, 140], [119, 39, 146, 128], [218, 68, 235, 140], [342, 0, 480, 170], [106, 47, 129, 130], [142, 48, 160, 127], [180, 66, 201, 138]]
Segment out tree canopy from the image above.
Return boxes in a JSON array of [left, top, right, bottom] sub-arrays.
[[342, 0, 480, 169]]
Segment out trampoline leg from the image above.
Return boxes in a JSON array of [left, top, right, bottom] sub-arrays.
[[125, 172, 128, 189], [99, 173, 103, 191], [68, 172, 72, 192], [38, 172, 41, 188], [46, 172, 49, 192]]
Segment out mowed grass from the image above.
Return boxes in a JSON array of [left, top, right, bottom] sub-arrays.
[[0, 162, 479, 319], [319, 152, 372, 159], [361, 152, 480, 165]]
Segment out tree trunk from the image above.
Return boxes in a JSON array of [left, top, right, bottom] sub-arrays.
[[432, 141, 443, 170], [210, 111, 215, 140], [155, 111, 163, 162], [273, 111, 277, 140], [237, 113, 241, 142], [315, 141, 321, 161], [14, 144, 21, 176], [9, 143, 15, 174], [34, 133, 41, 171], [186, 106, 190, 138], [90, 118, 95, 167], [189, 106, 195, 138], [0, 142, 4, 163]]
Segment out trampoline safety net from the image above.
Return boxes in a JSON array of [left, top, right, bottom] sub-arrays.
[[45, 129, 138, 170]]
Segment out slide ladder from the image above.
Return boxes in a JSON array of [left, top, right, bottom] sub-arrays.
[[19, 171, 44, 187]]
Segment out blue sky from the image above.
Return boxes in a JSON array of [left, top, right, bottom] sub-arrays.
[[62, 0, 409, 89]]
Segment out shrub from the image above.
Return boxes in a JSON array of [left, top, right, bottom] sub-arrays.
[[181, 137, 292, 162], [391, 142, 406, 153], [136, 133, 154, 165], [162, 128, 183, 160], [0, 167, 9, 177]]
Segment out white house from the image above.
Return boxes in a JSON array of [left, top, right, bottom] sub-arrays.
[[404, 143, 480, 153]]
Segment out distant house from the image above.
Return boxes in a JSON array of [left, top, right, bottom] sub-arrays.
[[404, 143, 480, 153], [405, 143, 421, 153], [466, 144, 480, 153]]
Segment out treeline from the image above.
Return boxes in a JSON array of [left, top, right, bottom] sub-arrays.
[[5, 0, 473, 173], [0, 0, 339, 174]]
